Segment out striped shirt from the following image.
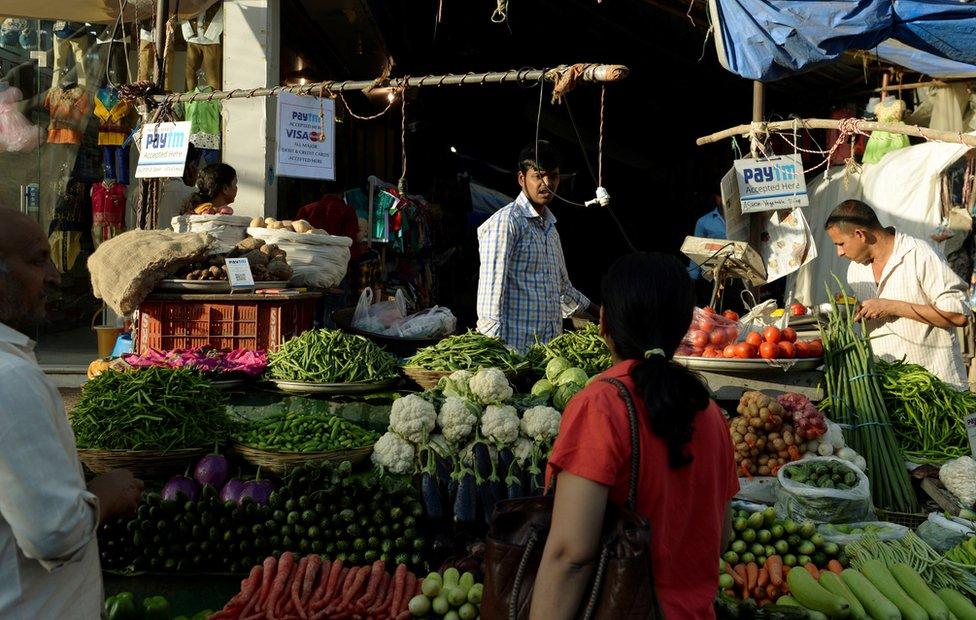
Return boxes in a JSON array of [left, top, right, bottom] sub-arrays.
[[847, 232, 971, 390], [476, 193, 590, 353]]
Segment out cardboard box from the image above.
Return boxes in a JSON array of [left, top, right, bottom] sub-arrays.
[[681, 236, 767, 286]]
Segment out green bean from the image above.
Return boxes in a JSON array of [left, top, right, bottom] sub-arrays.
[[406, 330, 528, 372], [232, 410, 377, 453], [525, 324, 611, 376], [268, 329, 399, 383]]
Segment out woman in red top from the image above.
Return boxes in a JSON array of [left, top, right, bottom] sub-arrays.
[[531, 252, 739, 619]]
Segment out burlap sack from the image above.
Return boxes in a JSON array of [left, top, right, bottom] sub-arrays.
[[88, 230, 212, 315]]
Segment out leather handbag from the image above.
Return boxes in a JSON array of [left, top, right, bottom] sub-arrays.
[[481, 377, 663, 619]]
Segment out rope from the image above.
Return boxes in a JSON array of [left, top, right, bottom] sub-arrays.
[[549, 63, 592, 104], [398, 80, 410, 196], [491, 0, 509, 23], [598, 86, 605, 187]]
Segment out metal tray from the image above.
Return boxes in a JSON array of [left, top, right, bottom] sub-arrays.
[[271, 378, 400, 395], [673, 356, 822, 372], [210, 378, 248, 390], [156, 279, 290, 292]]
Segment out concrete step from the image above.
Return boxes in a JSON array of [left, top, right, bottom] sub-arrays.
[[42, 365, 87, 389]]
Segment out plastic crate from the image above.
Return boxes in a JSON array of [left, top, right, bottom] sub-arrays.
[[135, 296, 318, 353]]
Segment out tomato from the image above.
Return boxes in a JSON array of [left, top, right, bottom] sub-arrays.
[[794, 341, 810, 358], [806, 340, 823, 357], [763, 326, 782, 344], [723, 310, 740, 321], [778, 341, 796, 359], [759, 341, 779, 359], [726, 326, 740, 343], [734, 342, 756, 359], [790, 302, 807, 317], [723, 344, 737, 359], [703, 346, 720, 358], [780, 327, 797, 343], [745, 331, 763, 347], [688, 330, 708, 349], [709, 330, 727, 347], [703, 306, 716, 315], [699, 316, 716, 334]]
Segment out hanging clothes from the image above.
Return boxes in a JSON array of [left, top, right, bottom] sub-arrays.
[[91, 181, 126, 248], [43, 86, 89, 145], [863, 98, 911, 165], [48, 179, 88, 272], [183, 85, 221, 152], [928, 83, 970, 133], [94, 86, 134, 184], [0, 84, 40, 152], [182, 4, 223, 90]]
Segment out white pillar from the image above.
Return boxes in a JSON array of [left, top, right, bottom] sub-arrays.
[[221, 0, 280, 218]]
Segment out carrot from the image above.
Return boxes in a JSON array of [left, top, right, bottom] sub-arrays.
[[757, 567, 769, 588], [746, 562, 758, 592], [827, 559, 843, 575], [323, 567, 355, 614], [338, 566, 369, 611], [730, 563, 746, 587], [788, 445, 801, 461], [257, 556, 279, 612], [740, 462, 754, 479], [365, 572, 390, 615], [355, 560, 385, 609], [302, 555, 323, 607], [376, 568, 399, 615], [309, 560, 331, 608], [311, 560, 344, 611], [395, 611, 412, 620], [289, 556, 309, 619], [766, 585, 779, 600], [389, 564, 409, 617], [766, 555, 783, 587], [267, 551, 296, 619], [803, 563, 819, 580]]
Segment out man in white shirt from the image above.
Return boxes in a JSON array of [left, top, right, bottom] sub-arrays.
[[825, 200, 972, 389], [0, 211, 143, 618]]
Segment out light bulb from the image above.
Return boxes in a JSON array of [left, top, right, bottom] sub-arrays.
[[450, 146, 457, 154], [386, 91, 396, 103]]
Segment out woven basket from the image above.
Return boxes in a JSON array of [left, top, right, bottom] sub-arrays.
[[232, 442, 373, 474], [77, 448, 207, 478], [402, 366, 521, 390], [876, 508, 927, 529]]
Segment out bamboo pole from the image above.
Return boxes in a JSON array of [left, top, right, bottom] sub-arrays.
[[153, 64, 630, 104], [696, 119, 976, 148]]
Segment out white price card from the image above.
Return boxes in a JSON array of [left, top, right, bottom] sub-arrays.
[[224, 258, 255, 289]]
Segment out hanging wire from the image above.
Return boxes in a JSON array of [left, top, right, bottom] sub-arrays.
[[598, 86, 606, 187], [398, 80, 409, 195]]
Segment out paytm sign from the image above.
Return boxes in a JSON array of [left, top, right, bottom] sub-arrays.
[[733, 154, 809, 213], [135, 121, 192, 178], [276, 92, 336, 180]]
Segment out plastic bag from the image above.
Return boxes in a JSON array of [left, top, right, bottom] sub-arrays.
[[353, 289, 407, 335], [917, 512, 976, 553], [817, 521, 909, 545], [397, 306, 457, 339], [676, 307, 743, 357], [775, 456, 874, 524], [735, 476, 780, 505]]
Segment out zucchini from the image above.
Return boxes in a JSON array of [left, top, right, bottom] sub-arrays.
[[938, 589, 976, 620], [776, 595, 830, 620], [890, 563, 949, 620], [819, 572, 866, 620], [860, 560, 928, 620], [787, 566, 851, 618]]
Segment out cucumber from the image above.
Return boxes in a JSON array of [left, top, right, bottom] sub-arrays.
[[776, 595, 830, 620], [938, 589, 976, 620], [839, 569, 899, 620], [443, 567, 460, 588], [786, 566, 850, 618], [890, 563, 950, 620], [860, 560, 928, 620], [819, 572, 867, 620]]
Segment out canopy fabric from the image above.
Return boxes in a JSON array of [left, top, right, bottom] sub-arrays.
[[1, 0, 217, 24], [708, 0, 976, 81]]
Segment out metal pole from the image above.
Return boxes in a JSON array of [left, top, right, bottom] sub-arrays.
[[154, 0, 170, 88], [154, 64, 630, 103]]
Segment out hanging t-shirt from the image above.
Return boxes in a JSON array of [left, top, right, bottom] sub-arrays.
[[93, 87, 134, 146], [43, 86, 89, 145], [91, 182, 126, 247], [183, 85, 221, 150]]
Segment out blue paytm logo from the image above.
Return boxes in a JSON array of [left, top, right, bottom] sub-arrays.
[[742, 163, 797, 185], [144, 129, 185, 149]]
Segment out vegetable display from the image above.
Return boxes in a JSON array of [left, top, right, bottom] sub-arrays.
[[846, 531, 976, 598], [233, 411, 379, 453], [782, 459, 861, 491], [820, 285, 919, 513], [525, 323, 611, 376], [676, 307, 824, 360], [408, 568, 482, 619], [941, 456, 976, 508], [724, 507, 844, 573], [122, 346, 268, 378], [70, 367, 231, 450], [209, 553, 423, 619], [405, 330, 526, 373], [104, 592, 178, 620], [175, 237, 292, 282], [530, 357, 590, 411], [729, 391, 806, 477], [877, 359, 974, 464], [268, 329, 400, 384]]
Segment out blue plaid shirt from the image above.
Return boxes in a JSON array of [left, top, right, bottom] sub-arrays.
[[476, 193, 590, 353]]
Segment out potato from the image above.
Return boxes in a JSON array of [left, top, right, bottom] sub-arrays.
[[242, 249, 269, 268], [264, 217, 276, 225], [249, 216, 265, 228], [236, 238, 265, 252], [280, 220, 293, 230], [291, 219, 313, 233], [259, 243, 278, 255]]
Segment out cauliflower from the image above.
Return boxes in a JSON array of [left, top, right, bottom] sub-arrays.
[[469, 368, 513, 405], [520, 406, 561, 443], [513, 437, 535, 465], [438, 397, 481, 445], [371, 432, 415, 474], [389, 394, 437, 443], [440, 369, 474, 399], [481, 404, 520, 445], [940, 456, 976, 507]]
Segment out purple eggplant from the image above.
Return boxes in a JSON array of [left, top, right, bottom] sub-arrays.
[[194, 453, 229, 489], [161, 475, 199, 502], [239, 478, 274, 505], [219, 478, 247, 504]]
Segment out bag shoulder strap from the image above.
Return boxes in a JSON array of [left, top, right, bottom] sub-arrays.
[[600, 377, 641, 510]]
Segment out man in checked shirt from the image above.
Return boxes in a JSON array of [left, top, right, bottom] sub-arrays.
[[826, 200, 972, 390], [476, 141, 599, 353]]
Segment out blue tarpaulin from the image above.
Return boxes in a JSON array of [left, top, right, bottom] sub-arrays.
[[708, 0, 976, 81]]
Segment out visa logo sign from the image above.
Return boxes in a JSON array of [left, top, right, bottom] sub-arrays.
[[742, 164, 798, 185], [285, 129, 327, 142]]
